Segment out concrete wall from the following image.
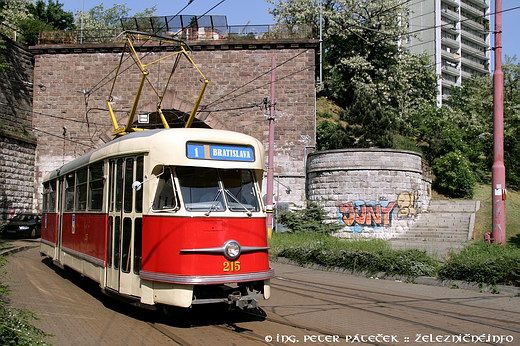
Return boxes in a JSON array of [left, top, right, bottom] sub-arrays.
[[0, 36, 36, 220], [30, 39, 317, 209], [306, 149, 432, 239]]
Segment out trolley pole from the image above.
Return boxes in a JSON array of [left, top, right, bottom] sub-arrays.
[[266, 56, 276, 239], [492, 0, 506, 244]]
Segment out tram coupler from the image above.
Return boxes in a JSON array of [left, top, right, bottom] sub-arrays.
[[228, 291, 258, 310]]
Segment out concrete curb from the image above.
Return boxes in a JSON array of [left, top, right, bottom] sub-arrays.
[[271, 256, 520, 296], [0, 245, 40, 257]]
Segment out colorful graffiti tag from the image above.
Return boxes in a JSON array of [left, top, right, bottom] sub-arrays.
[[337, 191, 419, 232]]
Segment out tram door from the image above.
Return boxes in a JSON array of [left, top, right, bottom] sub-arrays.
[[55, 178, 64, 262], [106, 157, 143, 296]]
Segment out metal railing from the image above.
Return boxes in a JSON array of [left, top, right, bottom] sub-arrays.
[[38, 24, 313, 45]]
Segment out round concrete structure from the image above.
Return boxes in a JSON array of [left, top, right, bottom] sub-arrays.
[[306, 149, 431, 238]]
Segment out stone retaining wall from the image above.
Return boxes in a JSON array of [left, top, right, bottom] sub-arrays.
[[0, 135, 37, 220], [306, 149, 432, 239], [0, 36, 36, 219]]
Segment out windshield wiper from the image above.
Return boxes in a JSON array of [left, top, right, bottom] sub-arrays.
[[224, 189, 253, 216], [204, 189, 222, 216]]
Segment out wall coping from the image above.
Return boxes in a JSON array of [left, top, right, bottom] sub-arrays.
[[307, 148, 424, 159], [28, 38, 318, 55]]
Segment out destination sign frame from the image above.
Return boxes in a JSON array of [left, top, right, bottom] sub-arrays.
[[186, 142, 255, 162]]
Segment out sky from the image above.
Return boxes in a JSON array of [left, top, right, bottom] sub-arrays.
[[59, 0, 519, 62]]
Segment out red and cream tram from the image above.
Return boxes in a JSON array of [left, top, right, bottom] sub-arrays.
[[40, 128, 273, 310]]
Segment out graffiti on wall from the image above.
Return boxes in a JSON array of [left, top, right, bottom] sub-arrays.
[[337, 191, 419, 232]]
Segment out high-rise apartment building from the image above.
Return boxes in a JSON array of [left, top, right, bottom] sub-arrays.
[[407, 0, 490, 105]]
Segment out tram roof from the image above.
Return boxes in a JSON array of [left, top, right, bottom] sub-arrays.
[[44, 128, 265, 181]]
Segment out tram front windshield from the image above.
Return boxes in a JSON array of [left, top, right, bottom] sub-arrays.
[[176, 167, 260, 213]]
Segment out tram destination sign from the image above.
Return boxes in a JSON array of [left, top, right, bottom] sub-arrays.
[[186, 142, 255, 162]]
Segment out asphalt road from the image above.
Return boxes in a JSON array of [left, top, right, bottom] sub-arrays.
[[1, 243, 519, 345]]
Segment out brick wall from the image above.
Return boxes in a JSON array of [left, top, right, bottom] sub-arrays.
[[30, 40, 317, 208], [0, 36, 36, 220], [306, 149, 432, 239]]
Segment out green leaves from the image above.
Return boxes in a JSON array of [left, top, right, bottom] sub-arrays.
[[277, 202, 342, 234], [439, 243, 520, 287]]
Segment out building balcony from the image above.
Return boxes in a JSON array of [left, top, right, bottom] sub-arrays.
[[460, 15, 486, 32], [460, 1, 486, 17], [441, 8, 460, 22], [460, 29, 487, 46], [461, 69, 473, 79], [440, 19, 457, 31], [463, 0, 488, 11], [441, 64, 460, 77], [441, 77, 459, 87], [461, 56, 489, 74], [442, 0, 460, 8], [460, 42, 489, 60], [441, 49, 461, 63], [441, 35, 460, 49]]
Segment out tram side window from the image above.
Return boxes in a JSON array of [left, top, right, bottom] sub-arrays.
[[43, 181, 56, 212], [65, 174, 75, 212], [133, 218, 142, 274], [152, 167, 178, 211], [135, 157, 143, 213], [75, 168, 88, 211], [88, 162, 104, 211], [124, 158, 134, 213], [115, 159, 124, 212], [122, 218, 132, 273]]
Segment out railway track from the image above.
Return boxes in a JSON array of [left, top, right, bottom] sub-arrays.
[[3, 246, 519, 346]]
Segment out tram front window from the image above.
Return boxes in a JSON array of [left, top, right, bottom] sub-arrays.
[[176, 167, 225, 212], [175, 167, 260, 213], [221, 169, 259, 212]]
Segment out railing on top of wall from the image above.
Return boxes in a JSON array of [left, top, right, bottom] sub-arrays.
[[38, 24, 314, 45]]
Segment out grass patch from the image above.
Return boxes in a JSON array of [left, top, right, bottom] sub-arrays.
[[439, 242, 520, 287], [270, 233, 439, 278], [270, 232, 520, 287], [472, 184, 520, 241]]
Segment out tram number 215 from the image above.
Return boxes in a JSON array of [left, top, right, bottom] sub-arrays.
[[223, 261, 241, 272]]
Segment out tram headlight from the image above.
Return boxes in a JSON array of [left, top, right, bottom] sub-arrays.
[[224, 240, 241, 261]]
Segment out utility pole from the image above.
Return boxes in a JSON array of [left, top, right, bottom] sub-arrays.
[[492, 0, 506, 244], [266, 56, 276, 239]]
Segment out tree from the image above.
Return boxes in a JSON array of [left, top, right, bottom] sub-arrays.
[[75, 4, 157, 30], [0, 0, 74, 45], [0, 0, 31, 38], [74, 4, 156, 42], [412, 57, 520, 193], [268, 0, 437, 149]]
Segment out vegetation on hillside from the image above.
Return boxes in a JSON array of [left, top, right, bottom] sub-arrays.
[[271, 0, 520, 199], [0, 1, 155, 45]]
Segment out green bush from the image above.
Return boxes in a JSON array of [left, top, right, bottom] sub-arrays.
[[277, 202, 341, 234], [433, 151, 476, 198], [274, 233, 440, 279], [439, 242, 520, 287]]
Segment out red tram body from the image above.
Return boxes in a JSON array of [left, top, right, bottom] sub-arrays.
[[40, 128, 273, 309]]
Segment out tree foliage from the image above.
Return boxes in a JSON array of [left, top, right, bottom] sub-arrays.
[[74, 4, 156, 31], [0, 0, 74, 45], [269, 0, 437, 149]]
